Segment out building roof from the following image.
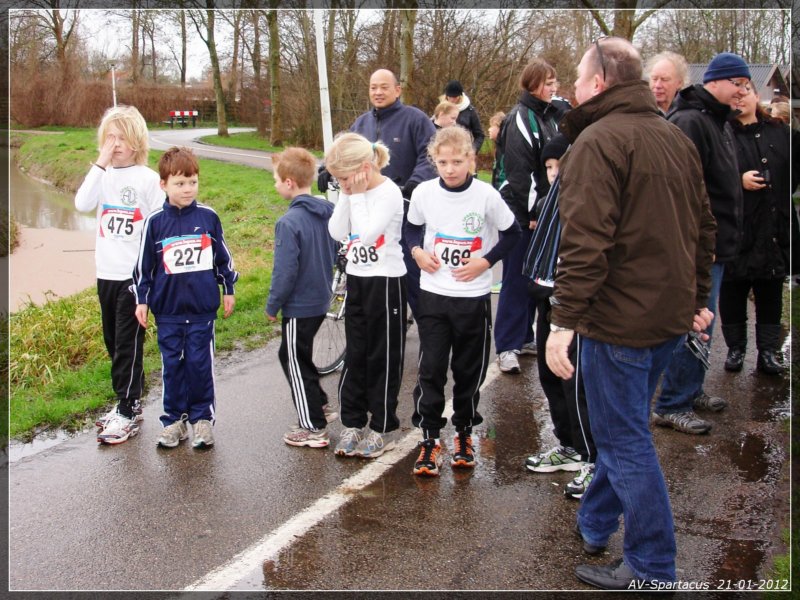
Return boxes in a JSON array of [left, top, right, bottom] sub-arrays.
[[687, 63, 789, 101]]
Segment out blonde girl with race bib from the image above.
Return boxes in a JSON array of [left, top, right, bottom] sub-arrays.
[[405, 126, 520, 476], [75, 105, 163, 445], [326, 132, 407, 459]]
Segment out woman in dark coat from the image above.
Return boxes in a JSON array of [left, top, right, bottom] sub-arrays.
[[719, 87, 798, 374]]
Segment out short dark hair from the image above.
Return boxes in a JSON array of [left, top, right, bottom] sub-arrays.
[[158, 146, 199, 181], [589, 37, 643, 87]]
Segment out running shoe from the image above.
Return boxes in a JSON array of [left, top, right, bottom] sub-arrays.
[[451, 432, 475, 468], [157, 419, 189, 448], [565, 463, 595, 499], [191, 419, 215, 449], [354, 430, 395, 459], [335, 427, 362, 457], [525, 445, 585, 472], [283, 426, 329, 448], [97, 413, 140, 445], [413, 439, 443, 476], [498, 351, 520, 374]]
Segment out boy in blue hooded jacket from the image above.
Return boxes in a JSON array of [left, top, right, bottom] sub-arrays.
[[266, 148, 338, 448]]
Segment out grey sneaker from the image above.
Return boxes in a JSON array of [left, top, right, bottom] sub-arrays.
[[335, 427, 363, 457], [565, 463, 595, 499], [498, 351, 521, 374], [525, 445, 585, 472], [519, 341, 538, 356], [693, 393, 728, 413], [95, 402, 144, 430], [354, 429, 395, 459], [157, 419, 189, 448], [192, 419, 215, 448], [322, 402, 339, 423], [283, 426, 329, 448], [97, 413, 140, 445], [652, 410, 711, 434]]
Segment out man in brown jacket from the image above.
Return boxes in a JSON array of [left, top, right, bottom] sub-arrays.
[[545, 37, 716, 590]]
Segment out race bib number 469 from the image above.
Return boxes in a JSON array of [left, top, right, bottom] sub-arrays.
[[100, 205, 144, 241], [161, 234, 213, 275], [433, 233, 483, 268]]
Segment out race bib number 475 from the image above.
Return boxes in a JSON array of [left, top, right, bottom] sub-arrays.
[[161, 234, 213, 275], [100, 205, 144, 241]]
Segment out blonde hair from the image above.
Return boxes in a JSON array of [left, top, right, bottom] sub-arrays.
[[97, 105, 150, 165], [433, 100, 460, 119], [489, 111, 506, 128], [427, 125, 474, 162], [324, 132, 390, 175], [272, 147, 317, 188]]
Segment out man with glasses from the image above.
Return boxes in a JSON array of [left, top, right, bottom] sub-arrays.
[[545, 36, 715, 589], [651, 53, 751, 435]]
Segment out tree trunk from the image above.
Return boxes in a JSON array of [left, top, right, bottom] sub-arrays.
[[227, 11, 242, 123], [180, 10, 187, 87], [130, 10, 139, 84], [206, 9, 229, 136], [399, 9, 416, 106], [250, 11, 267, 137], [267, 7, 282, 146]]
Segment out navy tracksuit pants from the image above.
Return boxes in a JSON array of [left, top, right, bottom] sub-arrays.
[[157, 319, 216, 426]]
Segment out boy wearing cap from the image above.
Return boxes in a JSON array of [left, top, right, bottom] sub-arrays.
[[652, 52, 750, 435], [443, 79, 485, 153]]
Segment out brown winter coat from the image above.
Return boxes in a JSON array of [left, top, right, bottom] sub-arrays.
[[551, 79, 716, 347]]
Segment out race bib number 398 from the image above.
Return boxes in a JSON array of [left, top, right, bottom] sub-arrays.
[[161, 234, 213, 275], [347, 233, 385, 266]]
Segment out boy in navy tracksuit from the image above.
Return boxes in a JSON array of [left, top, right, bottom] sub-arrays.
[[266, 148, 337, 448], [133, 147, 238, 449]]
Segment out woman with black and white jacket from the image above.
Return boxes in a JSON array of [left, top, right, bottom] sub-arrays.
[[719, 86, 798, 374]]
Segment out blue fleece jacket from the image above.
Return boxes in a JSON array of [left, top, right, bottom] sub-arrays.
[[266, 194, 337, 319], [133, 200, 238, 324], [351, 99, 437, 191]]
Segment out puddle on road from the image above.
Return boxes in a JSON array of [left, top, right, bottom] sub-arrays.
[[712, 538, 767, 584], [718, 432, 783, 484], [8, 429, 77, 462]]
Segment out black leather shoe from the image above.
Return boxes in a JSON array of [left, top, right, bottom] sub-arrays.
[[576, 558, 649, 590], [724, 347, 745, 372], [574, 522, 606, 555], [757, 351, 784, 375]]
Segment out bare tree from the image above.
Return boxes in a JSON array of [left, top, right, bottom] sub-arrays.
[[189, 5, 228, 136], [399, 9, 416, 105], [579, 0, 674, 40], [241, 9, 267, 136], [267, 5, 283, 146]]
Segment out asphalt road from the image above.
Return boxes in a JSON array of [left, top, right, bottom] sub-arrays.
[[149, 127, 270, 170], [7, 130, 792, 594]]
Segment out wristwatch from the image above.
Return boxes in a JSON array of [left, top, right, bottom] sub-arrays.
[[550, 324, 573, 333]]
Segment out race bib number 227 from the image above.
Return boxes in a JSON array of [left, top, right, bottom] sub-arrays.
[[161, 234, 213, 275]]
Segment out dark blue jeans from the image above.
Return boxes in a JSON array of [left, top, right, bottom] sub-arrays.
[[578, 335, 682, 582], [654, 262, 724, 414]]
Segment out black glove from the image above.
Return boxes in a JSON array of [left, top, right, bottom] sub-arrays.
[[401, 180, 418, 200], [317, 166, 333, 193]]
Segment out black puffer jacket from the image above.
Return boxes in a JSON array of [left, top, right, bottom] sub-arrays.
[[667, 85, 743, 264], [456, 103, 485, 153], [726, 117, 798, 279], [495, 92, 560, 228]]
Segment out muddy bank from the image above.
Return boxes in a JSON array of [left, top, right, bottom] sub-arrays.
[[10, 225, 95, 312]]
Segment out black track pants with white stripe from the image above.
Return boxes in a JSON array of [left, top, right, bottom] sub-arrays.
[[337, 274, 407, 433], [97, 278, 145, 417], [279, 315, 328, 431], [412, 290, 491, 439]]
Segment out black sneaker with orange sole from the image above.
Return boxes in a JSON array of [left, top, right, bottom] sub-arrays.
[[451, 432, 475, 468], [413, 439, 443, 476]]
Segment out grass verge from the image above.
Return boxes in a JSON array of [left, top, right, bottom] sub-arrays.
[[10, 128, 287, 439]]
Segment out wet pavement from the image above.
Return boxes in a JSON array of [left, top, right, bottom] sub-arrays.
[[8, 301, 791, 594]]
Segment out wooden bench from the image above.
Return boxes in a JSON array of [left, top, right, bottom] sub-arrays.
[[166, 110, 198, 128]]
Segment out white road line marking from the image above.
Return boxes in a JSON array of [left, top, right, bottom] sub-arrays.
[[149, 138, 269, 161], [185, 363, 500, 591]]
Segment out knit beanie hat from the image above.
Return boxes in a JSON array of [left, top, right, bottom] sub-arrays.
[[703, 53, 751, 83], [444, 80, 464, 97], [541, 133, 570, 165]]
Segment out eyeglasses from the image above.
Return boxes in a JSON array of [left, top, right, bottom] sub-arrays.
[[727, 79, 750, 90], [594, 37, 608, 80]]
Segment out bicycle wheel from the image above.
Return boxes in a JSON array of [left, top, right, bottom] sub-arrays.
[[314, 268, 347, 375]]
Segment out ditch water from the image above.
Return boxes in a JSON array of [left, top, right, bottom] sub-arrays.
[[10, 160, 95, 232]]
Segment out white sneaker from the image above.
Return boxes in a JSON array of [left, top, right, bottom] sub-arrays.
[[95, 402, 143, 430], [157, 419, 189, 448], [192, 419, 215, 448], [354, 430, 395, 459], [97, 413, 140, 445], [498, 351, 521, 374], [322, 402, 339, 423], [335, 427, 363, 457]]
